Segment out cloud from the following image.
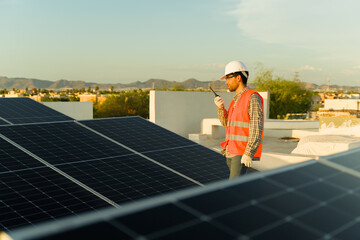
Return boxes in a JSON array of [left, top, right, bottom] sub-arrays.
[[300, 65, 323, 71], [228, 0, 360, 48]]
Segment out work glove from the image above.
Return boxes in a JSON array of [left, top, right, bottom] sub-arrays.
[[241, 155, 252, 167], [214, 96, 225, 108]]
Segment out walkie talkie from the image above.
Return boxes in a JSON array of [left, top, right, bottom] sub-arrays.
[[209, 86, 220, 97]]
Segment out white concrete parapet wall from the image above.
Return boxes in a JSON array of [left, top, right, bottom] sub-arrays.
[[149, 90, 269, 137], [202, 118, 319, 139], [263, 119, 319, 138], [42, 102, 93, 120]]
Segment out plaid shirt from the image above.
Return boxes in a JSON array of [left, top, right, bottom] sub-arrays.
[[217, 87, 264, 160]]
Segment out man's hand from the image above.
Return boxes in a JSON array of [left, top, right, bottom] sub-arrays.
[[214, 96, 225, 108], [241, 155, 252, 167]]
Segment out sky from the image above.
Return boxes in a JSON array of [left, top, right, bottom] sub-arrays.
[[1, 0, 360, 86]]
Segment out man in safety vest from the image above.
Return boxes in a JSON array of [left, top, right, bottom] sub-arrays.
[[214, 60, 264, 179]]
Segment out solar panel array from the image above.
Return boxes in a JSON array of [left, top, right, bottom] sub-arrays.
[[0, 99, 228, 233], [6, 148, 360, 240]]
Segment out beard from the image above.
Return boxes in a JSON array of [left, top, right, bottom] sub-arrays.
[[227, 85, 236, 92]]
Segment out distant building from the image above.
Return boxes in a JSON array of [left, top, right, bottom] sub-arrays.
[[79, 94, 107, 104], [29, 95, 42, 102], [349, 94, 360, 99], [4, 91, 22, 97], [324, 99, 360, 111]]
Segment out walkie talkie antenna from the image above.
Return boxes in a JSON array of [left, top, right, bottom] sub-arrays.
[[209, 86, 220, 97]]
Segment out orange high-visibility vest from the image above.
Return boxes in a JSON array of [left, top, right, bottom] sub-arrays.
[[221, 89, 264, 158]]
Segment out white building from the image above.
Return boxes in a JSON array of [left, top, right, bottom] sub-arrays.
[[324, 99, 360, 111]]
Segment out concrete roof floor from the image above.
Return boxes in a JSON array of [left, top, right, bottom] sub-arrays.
[[200, 136, 299, 155], [199, 135, 360, 171]]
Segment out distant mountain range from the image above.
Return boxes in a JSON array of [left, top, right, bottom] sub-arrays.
[[0, 76, 358, 91]]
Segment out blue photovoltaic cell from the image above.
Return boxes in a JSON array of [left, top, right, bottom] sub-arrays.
[[13, 160, 360, 240], [0, 98, 73, 124]]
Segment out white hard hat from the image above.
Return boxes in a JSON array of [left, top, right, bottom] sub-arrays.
[[220, 60, 248, 80]]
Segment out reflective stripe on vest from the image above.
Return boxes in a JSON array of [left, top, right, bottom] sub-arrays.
[[227, 134, 248, 141], [228, 120, 249, 128], [226, 134, 263, 143]]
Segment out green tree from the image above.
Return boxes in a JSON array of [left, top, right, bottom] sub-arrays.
[[171, 83, 185, 91], [253, 65, 312, 119], [156, 82, 168, 90], [69, 94, 80, 101], [94, 90, 149, 118]]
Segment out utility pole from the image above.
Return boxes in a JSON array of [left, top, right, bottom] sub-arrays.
[[294, 72, 300, 81], [327, 77, 330, 93], [324, 77, 330, 94]]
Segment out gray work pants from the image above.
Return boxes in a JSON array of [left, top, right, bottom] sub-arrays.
[[226, 155, 249, 179]]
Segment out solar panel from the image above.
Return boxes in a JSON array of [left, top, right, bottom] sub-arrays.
[[0, 138, 111, 231], [0, 121, 198, 208], [8, 150, 360, 240], [0, 98, 73, 124], [80, 117, 229, 183]]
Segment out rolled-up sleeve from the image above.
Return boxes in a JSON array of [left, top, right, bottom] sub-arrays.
[[217, 106, 228, 128]]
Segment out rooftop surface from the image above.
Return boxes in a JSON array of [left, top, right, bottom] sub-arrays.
[[196, 134, 360, 172], [196, 136, 299, 156]]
